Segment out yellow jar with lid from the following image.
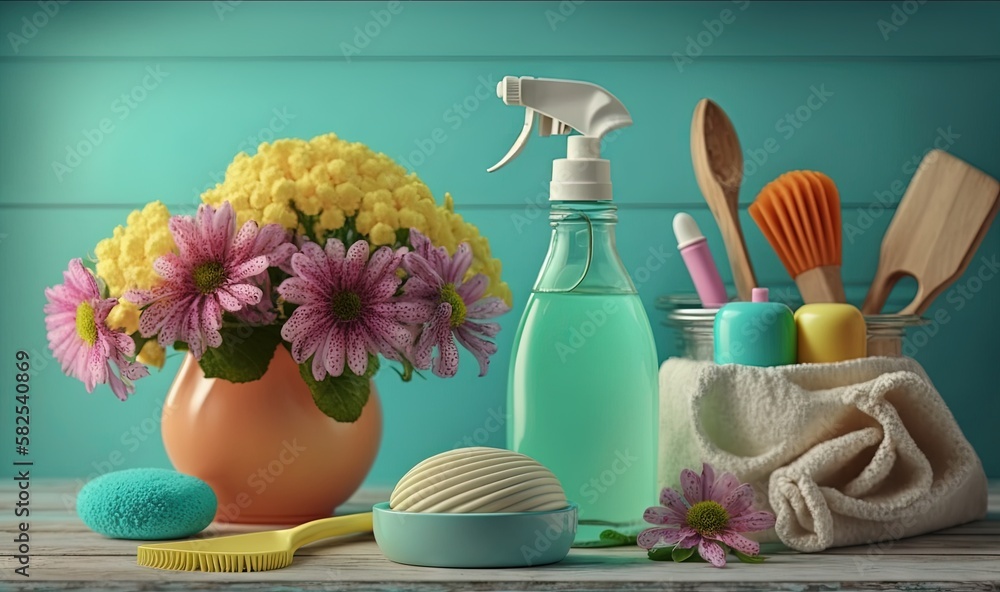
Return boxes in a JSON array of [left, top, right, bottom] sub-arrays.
[[794, 303, 867, 363]]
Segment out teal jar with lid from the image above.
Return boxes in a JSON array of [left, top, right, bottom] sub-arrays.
[[713, 288, 796, 366]]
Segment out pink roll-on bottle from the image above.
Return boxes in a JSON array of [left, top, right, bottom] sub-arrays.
[[673, 212, 729, 307]]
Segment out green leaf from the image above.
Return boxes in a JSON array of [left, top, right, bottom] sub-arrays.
[[647, 547, 674, 562], [129, 333, 151, 356], [298, 356, 379, 422], [197, 324, 282, 383], [599, 529, 637, 546], [733, 550, 768, 564], [671, 546, 696, 562]]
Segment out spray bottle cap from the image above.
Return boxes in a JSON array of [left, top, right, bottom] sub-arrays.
[[487, 75, 632, 201]]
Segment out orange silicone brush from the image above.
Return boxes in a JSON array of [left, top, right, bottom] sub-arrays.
[[749, 171, 846, 303]]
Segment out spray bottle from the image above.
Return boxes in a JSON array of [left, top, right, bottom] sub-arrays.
[[488, 76, 659, 544]]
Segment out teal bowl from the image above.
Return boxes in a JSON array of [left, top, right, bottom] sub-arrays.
[[372, 502, 578, 568]]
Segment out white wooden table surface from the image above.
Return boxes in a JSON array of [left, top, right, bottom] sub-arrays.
[[2, 480, 998, 591]]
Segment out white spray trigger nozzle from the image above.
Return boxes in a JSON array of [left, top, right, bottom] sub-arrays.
[[487, 75, 631, 201], [497, 75, 523, 106], [538, 115, 572, 138], [489, 76, 579, 172], [487, 108, 535, 173]]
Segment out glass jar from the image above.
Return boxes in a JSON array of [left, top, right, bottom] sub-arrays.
[[659, 294, 928, 361], [664, 307, 717, 361], [865, 314, 929, 357]]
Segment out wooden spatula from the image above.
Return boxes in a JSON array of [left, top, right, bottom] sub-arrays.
[[862, 150, 1000, 315]]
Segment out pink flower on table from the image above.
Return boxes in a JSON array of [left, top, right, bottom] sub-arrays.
[[638, 463, 776, 568], [401, 229, 509, 378], [125, 202, 292, 359], [277, 239, 422, 381], [44, 259, 148, 401]]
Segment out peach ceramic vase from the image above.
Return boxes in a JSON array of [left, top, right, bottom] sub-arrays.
[[161, 347, 382, 524]]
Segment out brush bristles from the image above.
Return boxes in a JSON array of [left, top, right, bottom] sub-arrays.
[[137, 548, 293, 572], [749, 170, 842, 277]]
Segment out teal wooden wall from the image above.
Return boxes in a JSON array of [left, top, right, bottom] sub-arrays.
[[1, 1, 998, 487]]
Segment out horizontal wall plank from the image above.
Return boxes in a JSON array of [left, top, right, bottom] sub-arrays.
[[5, 198, 992, 289], [2, 205, 998, 484], [1, 59, 998, 209], [1, 1, 998, 59]]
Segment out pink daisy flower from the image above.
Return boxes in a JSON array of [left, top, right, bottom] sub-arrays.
[[125, 202, 292, 359], [638, 463, 776, 568], [277, 238, 424, 381], [231, 225, 298, 326], [402, 229, 509, 378], [44, 259, 149, 401]]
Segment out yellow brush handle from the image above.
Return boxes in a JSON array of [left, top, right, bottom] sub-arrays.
[[290, 512, 374, 549]]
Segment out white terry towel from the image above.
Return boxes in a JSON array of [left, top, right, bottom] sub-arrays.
[[658, 356, 988, 552]]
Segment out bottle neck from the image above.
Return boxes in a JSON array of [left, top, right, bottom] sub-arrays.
[[533, 202, 636, 294]]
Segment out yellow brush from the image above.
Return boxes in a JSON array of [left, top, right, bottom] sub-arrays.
[[137, 512, 373, 572]]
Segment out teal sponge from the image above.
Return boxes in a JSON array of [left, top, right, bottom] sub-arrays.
[[77, 468, 216, 540]]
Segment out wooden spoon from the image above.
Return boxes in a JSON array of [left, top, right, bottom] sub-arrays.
[[691, 99, 757, 301]]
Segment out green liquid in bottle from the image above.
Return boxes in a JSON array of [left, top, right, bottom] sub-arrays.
[[507, 216, 660, 546]]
